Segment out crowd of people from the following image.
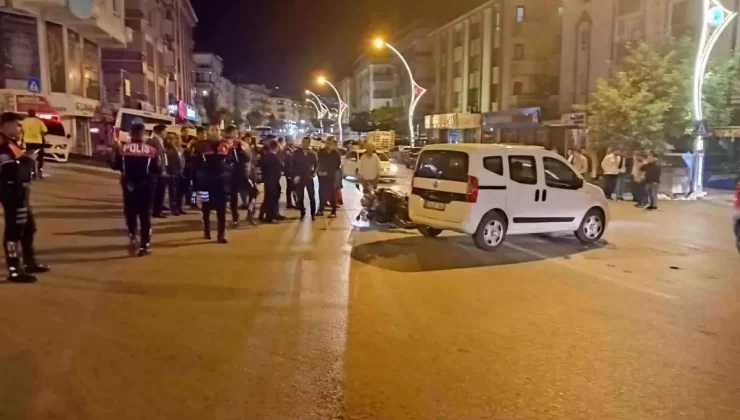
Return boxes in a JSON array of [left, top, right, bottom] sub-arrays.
[[564, 146, 662, 210], [113, 122, 346, 256]]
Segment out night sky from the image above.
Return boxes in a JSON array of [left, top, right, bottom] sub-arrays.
[[190, 0, 484, 96]]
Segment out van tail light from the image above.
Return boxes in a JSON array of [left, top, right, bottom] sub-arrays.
[[466, 175, 479, 203], [735, 182, 740, 209]]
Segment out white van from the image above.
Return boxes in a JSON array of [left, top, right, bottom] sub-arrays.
[[114, 108, 175, 143], [408, 144, 609, 251]]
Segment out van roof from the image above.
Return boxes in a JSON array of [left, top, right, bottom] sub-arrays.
[[423, 143, 545, 152]]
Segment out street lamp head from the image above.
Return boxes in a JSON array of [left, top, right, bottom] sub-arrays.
[[305, 89, 311, 95], [317, 76, 326, 85], [373, 38, 385, 49]]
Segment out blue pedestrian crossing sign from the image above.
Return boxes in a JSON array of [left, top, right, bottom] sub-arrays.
[[26, 77, 41, 94], [693, 119, 710, 136]]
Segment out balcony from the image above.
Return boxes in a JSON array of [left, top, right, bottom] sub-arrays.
[[17, 0, 127, 46], [163, 50, 176, 73], [162, 16, 174, 39]]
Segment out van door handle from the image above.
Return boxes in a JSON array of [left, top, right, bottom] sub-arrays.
[[542, 189, 547, 202], [534, 189, 540, 202]]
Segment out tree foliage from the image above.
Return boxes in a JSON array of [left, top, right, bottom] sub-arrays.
[[370, 106, 403, 131], [267, 113, 280, 130], [579, 38, 739, 153], [246, 110, 264, 128], [349, 111, 374, 133]]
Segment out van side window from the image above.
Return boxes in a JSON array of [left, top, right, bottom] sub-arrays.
[[543, 157, 581, 189], [508, 155, 537, 185], [483, 156, 504, 175]]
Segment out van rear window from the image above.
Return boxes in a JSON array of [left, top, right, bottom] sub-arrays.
[[414, 150, 469, 182], [119, 113, 173, 132]]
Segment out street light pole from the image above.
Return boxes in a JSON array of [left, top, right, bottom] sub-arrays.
[[317, 77, 347, 143], [374, 39, 426, 147], [691, 0, 737, 195]]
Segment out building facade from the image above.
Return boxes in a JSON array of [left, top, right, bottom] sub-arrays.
[[560, 0, 740, 115], [0, 0, 127, 155], [426, 0, 562, 143], [192, 52, 235, 123], [101, 0, 197, 126], [337, 76, 352, 126], [352, 54, 399, 113]]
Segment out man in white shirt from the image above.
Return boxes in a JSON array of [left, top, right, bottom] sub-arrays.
[[358, 142, 382, 192], [571, 149, 589, 179], [601, 148, 622, 199]]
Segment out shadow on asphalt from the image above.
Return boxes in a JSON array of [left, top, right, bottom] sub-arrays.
[[351, 234, 605, 273], [34, 210, 123, 220], [54, 219, 203, 238], [44, 204, 122, 211]]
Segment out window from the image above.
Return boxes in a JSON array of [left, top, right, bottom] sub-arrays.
[[112, 0, 118, 14], [580, 29, 590, 51], [483, 156, 504, 175], [513, 81, 523, 95], [543, 157, 582, 189], [516, 6, 525, 22], [514, 44, 524, 60], [509, 155, 537, 184], [470, 20, 481, 40], [468, 88, 479, 110], [414, 150, 469, 182], [469, 55, 481, 72], [453, 61, 463, 77]]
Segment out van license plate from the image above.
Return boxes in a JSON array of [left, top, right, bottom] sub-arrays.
[[424, 201, 446, 211]]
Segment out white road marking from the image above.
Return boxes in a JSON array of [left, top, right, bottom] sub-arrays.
[[502, 241, 678, 301]]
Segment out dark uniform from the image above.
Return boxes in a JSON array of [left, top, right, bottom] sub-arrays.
[[258, 151, 283, 222], [292, 148, 318, 218], [181, 139, 197, 208], [228, 141, 251, 225], [112, 140, 161, 256], [0, 133, 46, 281], [317, 148, 342, 216], [195, 138, 231, 242], [281, 146, 296, 208], [147, 135, 167, 217]]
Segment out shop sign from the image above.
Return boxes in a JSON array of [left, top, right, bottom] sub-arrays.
[[48, 93, 98, 117], [16, 95, 56, 113]]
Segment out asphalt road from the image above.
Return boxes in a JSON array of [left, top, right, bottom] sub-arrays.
[[1, 164, 739, 420]]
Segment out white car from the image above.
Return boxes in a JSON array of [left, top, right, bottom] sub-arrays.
[[408, 144, 609, 251], [733, 180, 740, 252], [342, 150, 399, 182]]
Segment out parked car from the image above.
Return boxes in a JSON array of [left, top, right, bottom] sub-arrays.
[[408, 144, 610, 251], [342, 149, 399, 182]]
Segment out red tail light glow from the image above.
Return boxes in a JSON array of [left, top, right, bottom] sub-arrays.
[[466, 175, 479, 203], [735, 182, 740, 209]]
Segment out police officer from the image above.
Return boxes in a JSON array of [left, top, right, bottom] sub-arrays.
[[148, 124, 168, 218], [111, 123, 162, 256], [194, 125, 230, 243], [224, 126, 250, 227], [292, 136, 318, 220], [258, 139, 283, 223], [0, 112, 49, 282]]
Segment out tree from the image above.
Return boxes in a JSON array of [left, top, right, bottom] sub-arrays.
[[349, 111, 374, 133], [370, 106, 403, 131], [232, 106, 245, 128], [578, 38, 739, 153], [246, 110, 264, 128], [201, 91, 229, 125], [267, 113, 280, 131]]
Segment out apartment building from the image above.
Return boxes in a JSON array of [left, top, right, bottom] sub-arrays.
[[560, 0, 740, 114], [101, 0, 197, 125], [337, 76, 352, 125], [193, 52, 235, 122], [352, 54, 399, 113], [0, 0, 127, 155], [426, 0, 562, 143]]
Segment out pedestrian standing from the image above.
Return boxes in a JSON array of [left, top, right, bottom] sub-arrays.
[[0, 112, 49, 282], [572, 149, 589, 181], [164, 132, 185, 215], [20, 109, 48, 180], [111, 122, 162, 256], [224, 126, 250, 227], [293, 136, 318, 220], [615, 149, 628, 200], [316, 136, 342, 218], [601, 148, 621, 199], [282, 137, 296, 209], [631, 151, 646, 207], [258, 139, 283, 223], [641, 151, 661, 210], [358, 142, 382, 193], [195, 125, 230, 243], [148, 124, 168, 218]]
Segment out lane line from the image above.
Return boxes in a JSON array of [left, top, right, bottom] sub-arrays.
[[502, 241, 678, 301]]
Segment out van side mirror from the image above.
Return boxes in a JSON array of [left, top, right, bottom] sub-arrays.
[[576, 177, 584, 189]]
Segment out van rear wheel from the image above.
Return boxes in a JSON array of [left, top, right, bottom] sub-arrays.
[[418, 226, 443, 238], [575, 208, 605, 243], [473, 212, 507, 251]]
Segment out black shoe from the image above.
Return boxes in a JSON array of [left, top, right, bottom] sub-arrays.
[[179, 210, 187, 215], [276, 214, 287, 221], [646, 206, 658, 210], [153, 213, 167, 219], [24, 264, 50, 274], [204, 232, 212, 240], [162, 206, 170, 212], [247, 217, 258, 226], [7, 272, 37, 283], [311, 215, 316, 221], [315, 211, 324, 217], [217, 237, 228, 244], [300, 212, 306, 220], [137, 247, 151, 257]]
